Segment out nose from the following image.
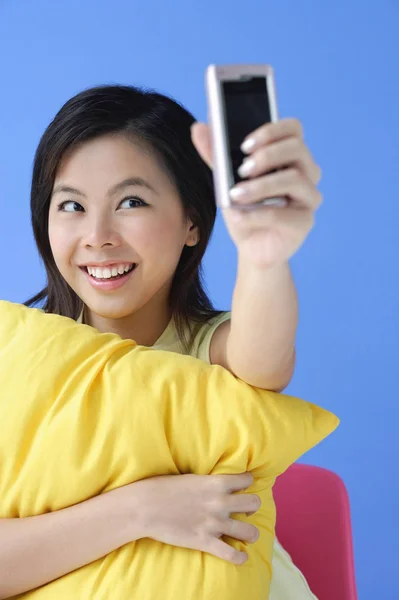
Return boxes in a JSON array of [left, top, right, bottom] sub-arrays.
[[81, 214, 121, 249]]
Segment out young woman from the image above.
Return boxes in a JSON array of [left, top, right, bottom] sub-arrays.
[[0, 85, 321, 599]]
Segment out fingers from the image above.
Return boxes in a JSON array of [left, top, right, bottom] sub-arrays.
[[208, 473, 261, 516], [213, 472, 254, 493], [242, 118, 304, 150], [204, 518, 259, 565], [223, 518, 260, 544], [230, 168, 322, 210], [196, 473, 261, 566], [239, 137, 321, 186], [226, 204, 315, 241], [227, 492, 261, 516], [207, 537, 248, 565]]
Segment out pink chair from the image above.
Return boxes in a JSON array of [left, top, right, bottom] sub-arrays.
[[273, 463, 358, 600]]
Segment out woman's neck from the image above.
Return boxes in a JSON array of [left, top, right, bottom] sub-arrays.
[[83, 300, 172, 347]]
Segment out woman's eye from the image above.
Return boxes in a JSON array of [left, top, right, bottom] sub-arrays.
[[119, 197, 147, 209], [57, 201, 84, 213]]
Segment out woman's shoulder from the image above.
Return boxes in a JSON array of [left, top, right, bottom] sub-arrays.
[[154, 311, 230, 364], [189, 312, 231, 364]]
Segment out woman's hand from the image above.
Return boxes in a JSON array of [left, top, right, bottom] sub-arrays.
[[0, 473, 259, 599], [130, 472, 260, 565], [192, 119, 322, 269]]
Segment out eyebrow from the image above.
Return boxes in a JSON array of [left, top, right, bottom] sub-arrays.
[[109, 177, 159, 196], [52, 177, 159, 198], [52, 184, 86, 197]]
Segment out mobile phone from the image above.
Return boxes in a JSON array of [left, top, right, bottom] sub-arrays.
[[206, 64, 286, 210]]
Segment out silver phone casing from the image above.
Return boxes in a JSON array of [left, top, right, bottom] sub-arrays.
[[206, 64, 280, 209]]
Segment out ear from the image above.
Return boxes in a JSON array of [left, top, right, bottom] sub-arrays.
[[185, 222, 200, 247]]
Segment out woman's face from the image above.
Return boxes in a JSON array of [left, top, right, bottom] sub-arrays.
[[48, 134, 198, 321]]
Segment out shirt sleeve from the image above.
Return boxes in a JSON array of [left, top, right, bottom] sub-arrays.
[[190, 312, 231, 364]]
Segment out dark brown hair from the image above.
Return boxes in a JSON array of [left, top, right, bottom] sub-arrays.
[[26, 84, 221, 348]]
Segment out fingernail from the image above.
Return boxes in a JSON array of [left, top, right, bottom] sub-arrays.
[[229, 186, 248, 200], [241, 137, 256, 153], [238, 159, 255, 178]]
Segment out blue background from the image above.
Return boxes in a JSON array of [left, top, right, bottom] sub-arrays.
[[1, 1, 398, 597]]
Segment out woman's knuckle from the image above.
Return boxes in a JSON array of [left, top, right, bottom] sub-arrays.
[[292, 118, 303, 137], [249, 525, 260, 542], [213, 475, 227, 492], [285, 167, 299, 185], [261, 145, 274, 164], [205, 514, 218, 530], [290, 136, 302, 152], [210, 496, 226, 514]]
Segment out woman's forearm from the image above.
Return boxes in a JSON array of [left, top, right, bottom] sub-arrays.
[[0, 486, 143, 599], [227, 258, 297, 391], [0, 471, 260, 598]]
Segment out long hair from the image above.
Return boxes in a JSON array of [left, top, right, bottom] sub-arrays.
[[26, 84, 221, 349]]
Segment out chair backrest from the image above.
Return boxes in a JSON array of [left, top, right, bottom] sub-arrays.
[[273, 463, 357, 600]]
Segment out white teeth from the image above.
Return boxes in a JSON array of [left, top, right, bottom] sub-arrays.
[[86, 264, 134, 279]]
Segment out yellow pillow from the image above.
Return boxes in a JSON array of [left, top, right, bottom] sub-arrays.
[[0, 301, 339, 599]]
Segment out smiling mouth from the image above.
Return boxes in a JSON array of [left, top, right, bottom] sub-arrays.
[[82, 263, 137, 281]]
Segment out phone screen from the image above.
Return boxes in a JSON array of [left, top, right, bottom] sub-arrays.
[[222, 76, 271, 184]]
